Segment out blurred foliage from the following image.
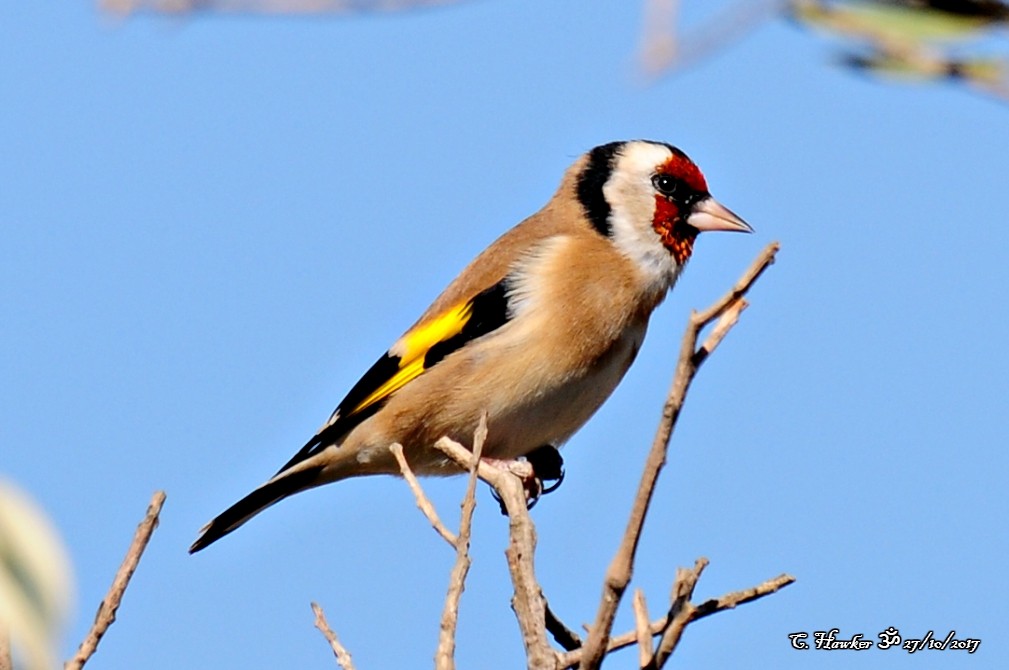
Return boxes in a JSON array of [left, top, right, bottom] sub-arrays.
[[788, 1, 1009, 98], [99, 0, 1009, 103], [639, 1, 1009, 100], [100, 0, 463, 14], [0, 481, 74, 670]]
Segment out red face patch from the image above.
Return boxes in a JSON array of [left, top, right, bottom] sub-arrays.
[[657, 153, 708, 194], [651, 153, 706, 265], [652, 197, 697, 265]]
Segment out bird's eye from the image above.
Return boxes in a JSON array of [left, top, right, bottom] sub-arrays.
[[652, 173, 680, 197]]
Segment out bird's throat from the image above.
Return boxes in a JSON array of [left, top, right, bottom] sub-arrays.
[[653, 217, 697, 266]]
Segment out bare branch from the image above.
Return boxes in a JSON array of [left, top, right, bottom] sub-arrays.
[[311, 602, 357, 670], [559, 560, 794, 669], [692, 299, 747, 367], [652, 563, 794, 667], [64, 491, 165, 670], [693, 242, 778, 326], [435, 414, 487, 670], [433, 437, 555, 670], [649, 559, 708, 668], [632, 589, 653, 668], [578, 242, 779, 670], [694, 572, 796, 621], [391, 442, 458, 548]]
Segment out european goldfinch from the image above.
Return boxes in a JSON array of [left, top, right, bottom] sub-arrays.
[[190, 139, 751, 553]]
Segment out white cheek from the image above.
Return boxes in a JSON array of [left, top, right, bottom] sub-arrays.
[[603, 180, 677, 297], [600, 141, 684, 299]]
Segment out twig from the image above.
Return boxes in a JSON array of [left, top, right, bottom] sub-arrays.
[[435, 415, 487, 670], [544, 600, 582, 652], [632, 589, 653, 668], [64, 490, 165, 670], [391, 443, 458, 547], [648, 559, 707, 669], [639, 0, 785, 76], [577, 242, 779, 670], [311, 602, 357, 670], [433, 437, 555, 670], [693, 572, 795, 619], [651, 561, 794, 667]]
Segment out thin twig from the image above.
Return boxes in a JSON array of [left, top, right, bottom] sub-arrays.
[[391, 442, 458, 547], [651, 562, 794, 668], [311, 602, 357, 670], [691, 299, 747, 367], [435, 415, 487, 670], [648, 559, 708, 669], [693, 573, 795, 619], [544, 600, 582, 652], [578, 242, 779, 670], [632, 589, 653, 668], [433, 437, 555, 670], [64, 490, 165, 670]]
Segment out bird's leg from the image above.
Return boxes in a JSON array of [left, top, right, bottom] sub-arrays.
[[483, 445, 565, 514]]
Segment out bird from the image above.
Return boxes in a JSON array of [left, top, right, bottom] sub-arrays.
[[189, 139, 752, 554]]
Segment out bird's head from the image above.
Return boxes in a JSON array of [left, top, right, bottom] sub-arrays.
[[575, 140, 752, 272]]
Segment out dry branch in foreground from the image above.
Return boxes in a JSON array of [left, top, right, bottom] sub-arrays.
[[64, 491, 165, 670], [575, 241, 779, 669], [648, 558, 794, 667], [433, 436, 555, 669], [556, 561, 794, 669]]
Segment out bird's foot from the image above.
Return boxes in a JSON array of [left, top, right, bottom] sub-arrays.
[[483, 445, 565, 514], [524, 445, 565, 496]]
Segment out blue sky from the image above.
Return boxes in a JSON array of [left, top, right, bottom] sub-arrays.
[[2, 1, 1007, 668]]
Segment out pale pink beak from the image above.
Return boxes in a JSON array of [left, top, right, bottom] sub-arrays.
[[687, 197, 753, 233]]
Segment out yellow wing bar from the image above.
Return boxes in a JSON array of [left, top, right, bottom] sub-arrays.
[[349, 301, 473, 415]]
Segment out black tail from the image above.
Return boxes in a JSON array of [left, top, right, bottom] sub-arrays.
[[189, 465, 322, 554]]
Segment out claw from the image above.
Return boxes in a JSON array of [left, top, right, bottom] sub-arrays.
[[484, 445, 566, 515]]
